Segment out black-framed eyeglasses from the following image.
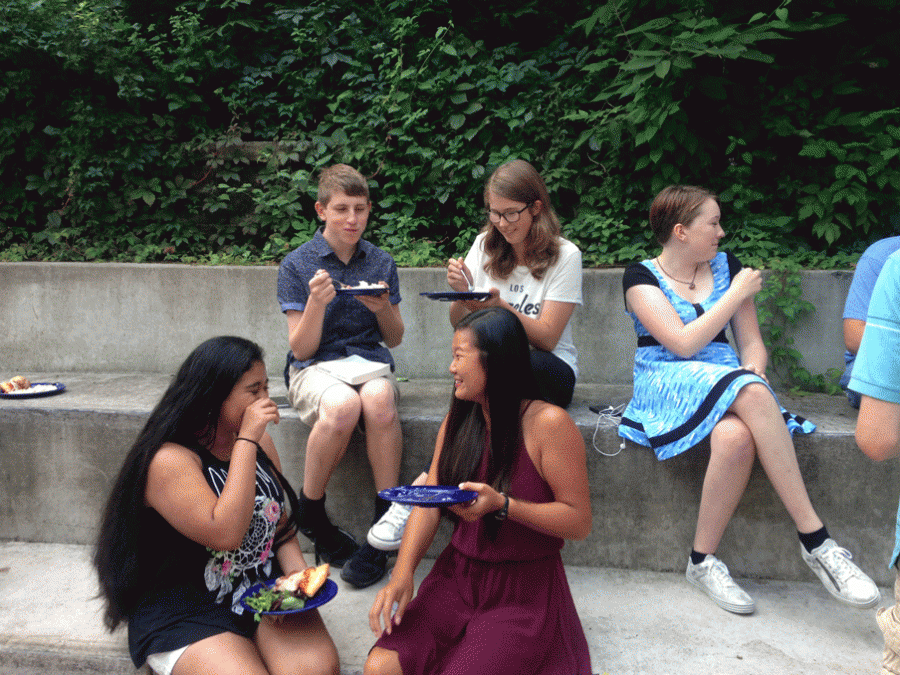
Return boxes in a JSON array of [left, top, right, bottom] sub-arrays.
[[487, 202, 533, 224]]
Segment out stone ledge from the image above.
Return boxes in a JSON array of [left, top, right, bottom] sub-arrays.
[[0, 542, 885, 675], [0, 262, 853, 383], [2, 372, 895, 585]]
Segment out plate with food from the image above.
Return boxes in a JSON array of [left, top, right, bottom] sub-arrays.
[[378, 485, 477, 507], [419, 291, 492, 302], [240, 564, 336, 619], [336, 282, 387, 296], [0, 377, 66, 399]]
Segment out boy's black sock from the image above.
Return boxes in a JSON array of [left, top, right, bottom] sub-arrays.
[[372, 495, 391, 526], [298, 491, 329, 535], [799, 526, 830, 553], [690, 549, 710, 566]]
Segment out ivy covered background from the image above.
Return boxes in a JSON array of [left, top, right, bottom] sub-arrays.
[[1, 0, 898, 268]]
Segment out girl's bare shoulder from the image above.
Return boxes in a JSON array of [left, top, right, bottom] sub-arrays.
[[522, 399, 575, 436]]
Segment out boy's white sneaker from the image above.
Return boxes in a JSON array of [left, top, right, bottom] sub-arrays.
[[686, 554, 756, 614], [368, 472, 428, 551], [367, 501, 413, 551], [801, 538, 880, 608]]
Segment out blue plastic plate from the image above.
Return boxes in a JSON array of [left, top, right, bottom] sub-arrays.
[[0, 382, 66, 399], [419, 291, 491, 302], [240, 578, 338, 616], [378, 485, 477, 506], [336, 286, 387, 296]]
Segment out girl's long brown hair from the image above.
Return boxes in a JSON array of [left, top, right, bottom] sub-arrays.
[[481, 159, 561, 280]]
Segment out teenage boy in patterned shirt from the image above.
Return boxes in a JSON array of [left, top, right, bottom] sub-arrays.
[[277, 164, 405, 589]]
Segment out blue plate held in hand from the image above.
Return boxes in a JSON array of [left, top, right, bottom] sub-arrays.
[[239, 578, 338, 616], [420, 291, 492, 302], [336, 286, 387, 296], [378, 485, 477, 506]]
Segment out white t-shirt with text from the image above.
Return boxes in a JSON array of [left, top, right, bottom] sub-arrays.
[[464, 233, 583, 378]]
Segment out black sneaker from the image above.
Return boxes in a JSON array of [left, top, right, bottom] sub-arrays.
[[340, 543, 388, 589], [312, 524, 359, 568], [296, 493, 359, 568]]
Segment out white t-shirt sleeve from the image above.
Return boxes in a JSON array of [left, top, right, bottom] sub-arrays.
[[543, 240, 583, 305]]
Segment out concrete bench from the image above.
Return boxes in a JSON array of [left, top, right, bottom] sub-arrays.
[[2, 371, 896, 588], [0, 262, 852, 383], [0, 541, 884, 675], [0, 264, 886, 675], [3, 261, 896, 583]]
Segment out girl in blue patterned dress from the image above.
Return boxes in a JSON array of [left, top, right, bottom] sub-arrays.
[[95, 336, 339, 675], [618, 185, 879, 614]]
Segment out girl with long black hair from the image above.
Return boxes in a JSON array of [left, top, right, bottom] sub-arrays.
[[94, 336, 338, 675], [365, 307, 592, 675]]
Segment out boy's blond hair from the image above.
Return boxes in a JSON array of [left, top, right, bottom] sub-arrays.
[[316, 164, 369, 206]]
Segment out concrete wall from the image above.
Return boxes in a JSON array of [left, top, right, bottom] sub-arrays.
[[0, 262, 852, 383]]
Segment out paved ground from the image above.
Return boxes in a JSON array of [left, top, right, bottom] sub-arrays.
[[0, 541, 886, 675]]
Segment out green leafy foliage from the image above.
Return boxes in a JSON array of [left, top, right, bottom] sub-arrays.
[[4, 0, 897, 267], [0, 0, 898, 390], [754, 259, 843, 394]]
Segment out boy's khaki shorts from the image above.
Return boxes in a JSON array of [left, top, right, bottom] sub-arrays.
[[287, 363, 400, 428]]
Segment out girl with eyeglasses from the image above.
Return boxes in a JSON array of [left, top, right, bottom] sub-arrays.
[[447, 159, 583, 408]]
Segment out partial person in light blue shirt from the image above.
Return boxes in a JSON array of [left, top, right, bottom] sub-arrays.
[[842, 236, 900, 408], [851, 250, 900, 674]]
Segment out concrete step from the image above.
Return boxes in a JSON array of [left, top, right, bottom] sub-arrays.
[[2, 371, 897, 587], [0, 542, 886, 675]]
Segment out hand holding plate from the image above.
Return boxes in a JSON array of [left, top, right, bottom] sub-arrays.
[[449, 482, 504, 522], [460, 287, 499, 312], [354, 281, 390, 312]]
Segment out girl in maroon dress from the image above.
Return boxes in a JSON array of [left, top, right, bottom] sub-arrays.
[[366, 307, 593, 675]]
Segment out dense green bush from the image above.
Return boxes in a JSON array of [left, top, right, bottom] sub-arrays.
[[1, 0, 898, 267]]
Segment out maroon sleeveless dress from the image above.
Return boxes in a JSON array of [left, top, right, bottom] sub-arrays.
[[375, 437, 592, 674]]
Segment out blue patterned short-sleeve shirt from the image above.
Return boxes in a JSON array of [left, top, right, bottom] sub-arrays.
[[277, 230, 401, 383]]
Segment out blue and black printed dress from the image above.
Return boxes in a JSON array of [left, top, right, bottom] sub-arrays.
[[618, 251, 815, 460]]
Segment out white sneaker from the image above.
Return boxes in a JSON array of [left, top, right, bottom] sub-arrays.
[[367, 501, 413, 551], [686, 554, 756, 614], [801, 538, 880, 608]]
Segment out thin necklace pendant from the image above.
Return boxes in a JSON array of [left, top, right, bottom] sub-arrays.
[[656, 257, 700, 289]]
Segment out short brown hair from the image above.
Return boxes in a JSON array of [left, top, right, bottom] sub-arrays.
[[316, 164, 369, 206], [482, 159, 561, 280], [649, 185, 719, 245]]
